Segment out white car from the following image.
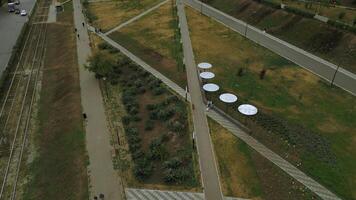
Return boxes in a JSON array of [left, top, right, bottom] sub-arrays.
[[20, 9, 26, 16]]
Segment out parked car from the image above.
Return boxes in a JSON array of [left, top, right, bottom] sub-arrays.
[[20, 9, 26, 16], [15, 9, 20, 14], [8, 2, 15, 12], [14, 0, 20, 5]]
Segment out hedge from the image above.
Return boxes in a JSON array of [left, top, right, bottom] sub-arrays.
[[284, 5, 315, 18], [327, 19, 356, 34]]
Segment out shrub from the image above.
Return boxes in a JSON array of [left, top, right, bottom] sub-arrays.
[[131, 115, 142, 122], [168, 120, 185, 133], [145, 120, 154, 131], [260, 0, 281, 9], [157, 108, 175, 121], [146, 104, 157, 111], [152, 86, 166, 95], [134, 157, 153, 180], [284, 6, 315, 18], [165, 95, 179, 103], [149, 138, 168, 160], [127, 107, 138, 115], [338, 12, 345, 19], [122, 116, 131, 125], [327, 19, 356, 33], [131, 149, 144, 160], [98, 42, 112, 50]]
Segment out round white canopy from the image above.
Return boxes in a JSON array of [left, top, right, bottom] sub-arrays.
[[238, 104, 258, 116], [198, 62, 212, 69], [219, 93, 237, 103], [203, 83, 220, 92], [200, 72, 215, 79]]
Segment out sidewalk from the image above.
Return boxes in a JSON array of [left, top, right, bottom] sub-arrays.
[[72, 0, 123, 199], [176, 1, 224, 200]]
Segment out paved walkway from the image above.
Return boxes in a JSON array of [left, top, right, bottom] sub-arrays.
[[126, 188, 247, 200], [104, 0, 169, 36], [73, 0, 123, 199], [176, 1, 224, 200], [92, 29, 341, 200]]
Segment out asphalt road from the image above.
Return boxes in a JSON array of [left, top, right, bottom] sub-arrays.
[[0, 0, 36, 76], [176, 1, 224, 200], [73, 0, 124, 199]]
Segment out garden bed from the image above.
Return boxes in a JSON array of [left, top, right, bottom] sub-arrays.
[[88, 43, 200, 190]]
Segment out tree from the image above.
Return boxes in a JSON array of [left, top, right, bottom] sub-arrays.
[[86, 51, 116, 79]]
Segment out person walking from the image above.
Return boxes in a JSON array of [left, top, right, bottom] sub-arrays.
[[99, 193, 104, 199], [93, 196, 98, 200], [82, 22, 85, 27], [77, 34, 80, 39]]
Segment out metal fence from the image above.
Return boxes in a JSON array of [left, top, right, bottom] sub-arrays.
[[183, 0, 356, 96]]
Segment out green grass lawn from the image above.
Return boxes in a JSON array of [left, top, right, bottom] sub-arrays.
[[204, 0, 356, 74], [186, 7, 356, 199], [108, 0, 187, 87]]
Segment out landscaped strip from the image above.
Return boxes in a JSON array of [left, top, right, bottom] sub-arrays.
[[23, 2, 88, 199]]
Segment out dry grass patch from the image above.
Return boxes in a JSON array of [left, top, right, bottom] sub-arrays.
[[109, 0, 186, 87], [23, 3, 88, 200], [88, 0, 162, 32]]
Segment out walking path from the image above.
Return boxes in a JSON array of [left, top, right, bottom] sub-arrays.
[[176, 1, 224, 200], [104, 0, 169, 35], [126, 188, 247, 200], [92, 28, 341, 200], [73, 0, 123, 199]]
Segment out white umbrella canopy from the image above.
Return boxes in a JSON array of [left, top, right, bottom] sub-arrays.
[[219, 93, 237, 103], [203, 83, 220, 92], [200, 72, 215, 79], [238, 104, 258, 116], [197, 62, 212, 69]]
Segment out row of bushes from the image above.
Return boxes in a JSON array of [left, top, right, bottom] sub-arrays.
[[284, 5, 315, 18], [171, 1, 185, 72], [327, 19, 356, 33], [253, 0, 356, 33], [254, 0, 281, 9]]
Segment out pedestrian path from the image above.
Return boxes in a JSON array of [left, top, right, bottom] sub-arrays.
[[92, 28, 341, 200], [126, 188, 247, 200], [176, 0, 224, 199], [73, 0, 124, 199]]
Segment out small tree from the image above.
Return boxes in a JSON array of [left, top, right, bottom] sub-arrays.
[[260, 69, 267, 80], [86, 51, 116, 79]]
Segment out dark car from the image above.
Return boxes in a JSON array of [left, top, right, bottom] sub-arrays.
[[15, 9, 20, 14]]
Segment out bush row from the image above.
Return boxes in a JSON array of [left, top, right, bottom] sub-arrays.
[[327, 19, 356, 34]]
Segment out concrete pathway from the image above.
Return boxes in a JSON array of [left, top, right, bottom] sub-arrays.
[[126, 188, 247, 200], [73, 0, 123, 199], [92, 29, 341, 200], [176, 1, 224, 200], [104, 0, 169, 36]]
